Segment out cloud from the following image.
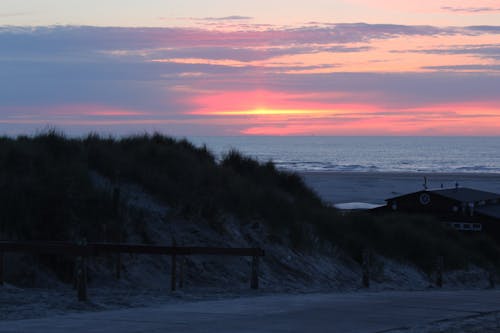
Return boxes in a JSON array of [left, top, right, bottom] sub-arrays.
[[170, 15, 254, 23], [441, 6, 500, 13], [200, 16, 253, 21], [323, 45, 373, 52], [188, 72, 500, 108], [393, 44, 500, 61], [0, 12, 32, 18], [422, 64, 500, 71], [0, 23, 463, 52], [466, 26, 500, 33], [0, 25, 394, 66], [0, 24, 499, 135]]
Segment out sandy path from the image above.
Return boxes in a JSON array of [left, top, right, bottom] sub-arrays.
[[2, 290, 500, 333]]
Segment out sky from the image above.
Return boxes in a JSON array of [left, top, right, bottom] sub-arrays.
[[1, 0, 500, 136]]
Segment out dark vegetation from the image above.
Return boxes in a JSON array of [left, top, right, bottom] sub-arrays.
[[0, 130, 499, 274], [331, 213, 500, 272]]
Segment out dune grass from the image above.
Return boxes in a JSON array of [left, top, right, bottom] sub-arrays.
[[0, 130, 499, 273]]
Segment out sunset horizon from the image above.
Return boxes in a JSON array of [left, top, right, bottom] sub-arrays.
[[1, 1, 499, 136]]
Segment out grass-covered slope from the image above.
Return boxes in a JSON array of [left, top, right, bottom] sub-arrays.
[[0, 130, 499, 273], [0, 133, 117, 241]]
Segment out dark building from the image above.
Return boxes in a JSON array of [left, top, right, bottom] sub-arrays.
[[376, 186, 500, 234]]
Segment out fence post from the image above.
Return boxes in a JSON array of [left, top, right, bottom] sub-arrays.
[[179, 256, 185, 289], [76, 257, 88, 301], [113, 186, 121, 280], [170, 239, 178, 292], [0, 251, 4, 286], [436, 256, 444, 288], [73, 258, 78, 290], [171, 253, 177, 291], [76, 240, 88, 302], [251, 255, 259, 290], [115, 253, 121, 280], [362, 249, 370, 288], [488, 269, 495, 289]]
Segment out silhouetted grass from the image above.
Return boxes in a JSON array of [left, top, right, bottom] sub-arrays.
[[0, 130, 499, 273], [0, 130, 118, 242], [320, 212, 500, 273]]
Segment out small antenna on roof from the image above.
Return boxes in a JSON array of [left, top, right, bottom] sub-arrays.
[[423, 176, 428, 190]]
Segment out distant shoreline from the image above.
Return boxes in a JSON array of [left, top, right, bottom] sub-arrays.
[[299, 171, 500, 205]]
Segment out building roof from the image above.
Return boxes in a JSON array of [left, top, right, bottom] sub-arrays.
[[385, 187, 500, 203], [476, 205, 500, 220], [431, 188, 500, 203]]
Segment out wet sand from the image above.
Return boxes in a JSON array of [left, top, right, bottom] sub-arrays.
[[300, 172, 500, 205]]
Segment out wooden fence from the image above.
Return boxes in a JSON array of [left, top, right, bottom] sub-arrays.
[[0, 241, 265, 301]]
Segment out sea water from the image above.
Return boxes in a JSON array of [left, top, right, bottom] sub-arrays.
[[188, 136, 500, 173]]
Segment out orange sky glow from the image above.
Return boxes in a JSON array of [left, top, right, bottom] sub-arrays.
[[155, 29, 499, 135], [0, 1, 499, 135], [184, 85, 500, 135]]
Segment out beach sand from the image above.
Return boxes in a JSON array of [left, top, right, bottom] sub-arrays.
[[300, 172, 500, 205]]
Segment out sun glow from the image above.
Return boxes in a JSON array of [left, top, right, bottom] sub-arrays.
[[184, 89, 500, 135], [192, 108, 336, 116]]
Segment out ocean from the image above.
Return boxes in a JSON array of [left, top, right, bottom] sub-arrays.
[[187, 136, 500, 173]]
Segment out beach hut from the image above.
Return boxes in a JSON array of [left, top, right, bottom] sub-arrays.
[[376, 186, 500, 235]]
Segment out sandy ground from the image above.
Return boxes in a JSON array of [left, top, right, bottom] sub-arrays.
[[301, 172, 500, 205], [2, 290, 500, 333]]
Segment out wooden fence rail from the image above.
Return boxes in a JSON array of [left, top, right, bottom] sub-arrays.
[[0, 241, 264, 257], [0, 241, 264, 301]]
